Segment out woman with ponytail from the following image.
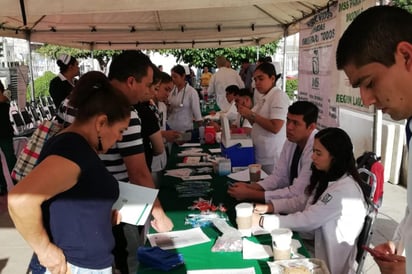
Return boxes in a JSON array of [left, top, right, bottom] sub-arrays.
[[9, 71, 131, 274], [253, 127, 367, 274]]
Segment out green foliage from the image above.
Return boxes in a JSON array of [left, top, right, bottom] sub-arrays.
[[27, 71, 56, 101], [157, 41, 279, 69], [392, 0, 412, 13], [35, 44, 121, 71], [285, 79, 298, 100], [36, 42, 279, 72]]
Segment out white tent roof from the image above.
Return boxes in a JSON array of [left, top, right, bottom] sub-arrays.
[[0, 0, 331, 50]]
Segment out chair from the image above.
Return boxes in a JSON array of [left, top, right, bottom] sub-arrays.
[[20, 109, 34, 128], [356, 168, 379, 274], [10, 110, 26, 135]]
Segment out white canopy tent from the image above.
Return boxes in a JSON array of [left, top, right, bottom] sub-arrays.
[[0, 0, 331, 50]]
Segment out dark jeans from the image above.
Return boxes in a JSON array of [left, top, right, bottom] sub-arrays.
[[113, 223, 144, 274], [0, 137, 16, 192]]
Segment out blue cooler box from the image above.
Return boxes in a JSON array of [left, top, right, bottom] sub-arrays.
[[221, 143, 255, 167]]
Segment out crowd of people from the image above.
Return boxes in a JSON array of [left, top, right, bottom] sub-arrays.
[[3, 5, 412, 274]]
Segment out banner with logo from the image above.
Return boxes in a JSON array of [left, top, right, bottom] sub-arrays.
[[298, 3, 338, 128], [334, 0, 376, 112]]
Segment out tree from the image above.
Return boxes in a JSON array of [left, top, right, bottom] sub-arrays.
[[391, 0, 412, 13], [35, 44, 121, 72], [26, 71, 56, 101], [285, 78, 298, 100], [156, 41, 279, 69], [36, 41, 279, 72]]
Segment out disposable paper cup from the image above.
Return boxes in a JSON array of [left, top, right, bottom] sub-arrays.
[[271, 228, 292, 260], [273, 246, 291, 260], [271, 228, 293, 249], [248, 164, 262, 183], [235, 203, 254, 237]]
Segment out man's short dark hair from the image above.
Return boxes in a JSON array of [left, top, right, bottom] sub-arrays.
[[225, 85, 240, 95], [236, 88, 253, 100], [336, 6, 412, 69], [108, 50, 152, 82], [288, 101, 318, 127]]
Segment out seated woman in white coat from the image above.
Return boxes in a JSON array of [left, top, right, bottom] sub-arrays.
[[253, 127, 367, 274]]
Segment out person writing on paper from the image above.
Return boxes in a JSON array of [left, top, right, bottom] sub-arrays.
[[237, 62, 290, 174], [167, 65, 203, 133], [8, 71, 131, 274], [336, 6, 411, 273], [228, 101, 318, 214], [151, 72, 181, 185], [253, 127, 367, 274]]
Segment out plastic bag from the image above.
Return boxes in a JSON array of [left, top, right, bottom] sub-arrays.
[[137, 246, 184, 271]]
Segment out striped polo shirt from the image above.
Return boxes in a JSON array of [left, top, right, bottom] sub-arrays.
[[57, 98, 144, 182]]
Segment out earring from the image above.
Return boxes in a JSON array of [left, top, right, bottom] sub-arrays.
[[97, 135, 103, 151]]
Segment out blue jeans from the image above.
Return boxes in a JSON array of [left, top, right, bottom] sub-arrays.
[[30, 254, 113, 274], [44, 263, 113, 274]]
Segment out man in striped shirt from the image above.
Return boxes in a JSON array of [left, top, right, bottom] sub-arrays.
[[58, 51, 173, 274]]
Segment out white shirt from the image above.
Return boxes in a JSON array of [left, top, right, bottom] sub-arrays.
[[251, 86, 289, 167], [207, 67, 244, 111], [222, 101, 238, 122], [262, 175, 367, 274], [233, 113, 252, 129], [167, 83, 202, 132], [392, 118, 412, 272], [258, 129, 318, 213]]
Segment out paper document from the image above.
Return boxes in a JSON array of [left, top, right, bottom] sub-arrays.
[[147, 227, 210, 249], [242, 238, 272, 259], [112, 182, 158, 226], [179, 143, 201, 147], [208, 148, 221, 154], [164, 168, 193, 178], [227, 168, 268, 182], [182, 175, 213, 181], [187, 267, 255, 274]]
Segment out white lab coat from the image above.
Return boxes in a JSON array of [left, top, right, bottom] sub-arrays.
[[392, 118, 412, 273], [251, 86, 289, 170], [207, 67, 244, 111], [258, 129, 318, 214], [167, 83, 202, 132], [262, 175, 367, 274]]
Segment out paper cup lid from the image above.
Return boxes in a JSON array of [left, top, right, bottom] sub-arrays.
[[235, 202, 253, 216], [271, 228, 292, 248]]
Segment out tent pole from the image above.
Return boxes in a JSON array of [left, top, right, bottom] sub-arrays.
[[281, 27, 288, 92], [373, 107, 382, 156], [256, 45, 259, 61], [25, 32, 35, 102], [373, 0, 384, 156]]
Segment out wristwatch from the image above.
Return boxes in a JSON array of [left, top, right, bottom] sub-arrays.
[[249, 112, 256, 122]]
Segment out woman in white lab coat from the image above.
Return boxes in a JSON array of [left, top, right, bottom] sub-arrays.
[[237, 62, 289, 174], [253, 127, 367, 274], [167, 65, 203, 133]]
